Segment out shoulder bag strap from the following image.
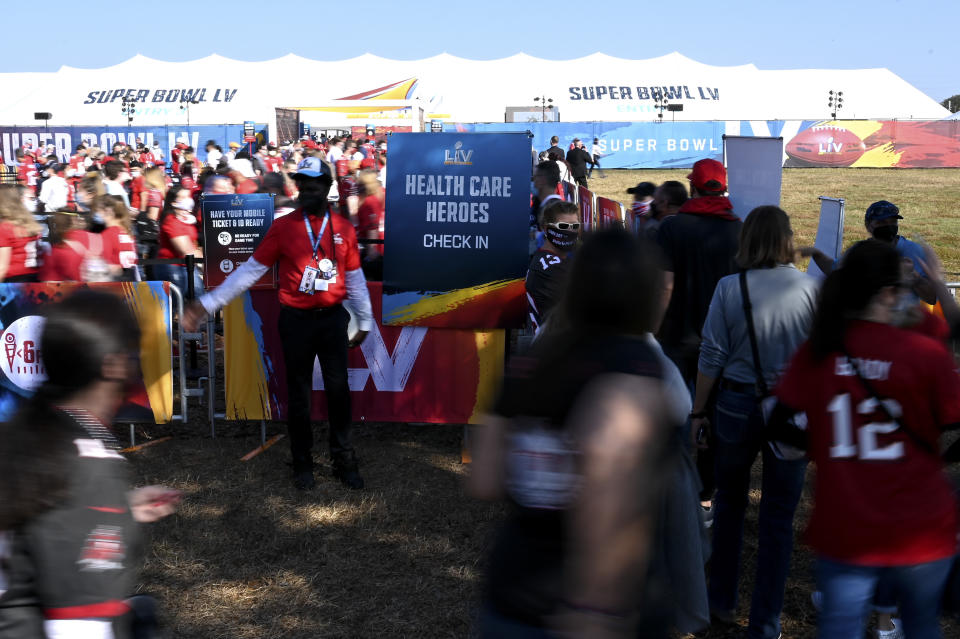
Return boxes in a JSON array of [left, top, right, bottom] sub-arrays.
[[840, 345, 938, 458], [739, 270, 769, 397]]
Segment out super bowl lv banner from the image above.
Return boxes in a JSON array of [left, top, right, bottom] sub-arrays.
[[383, 132, 531, 328], [0, 282, 174, 423], [0, 124, 269, 168], [222, 282, 504, 423]]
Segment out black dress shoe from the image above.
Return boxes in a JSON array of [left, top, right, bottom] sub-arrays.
[[293, 469, 316, 490], [331, 453, 364, 489]]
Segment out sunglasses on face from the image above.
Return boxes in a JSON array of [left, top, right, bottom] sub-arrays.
[[547, 222, 581, 231]]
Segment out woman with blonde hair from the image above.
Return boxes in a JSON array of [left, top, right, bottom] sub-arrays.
[[76, 171, 105, 212], [356, 169, 384, 280], [0, 185, 43, 282], [690, 205, 818, 639], [140, 167, 167, 221]]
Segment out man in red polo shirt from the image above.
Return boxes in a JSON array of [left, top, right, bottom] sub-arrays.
[[183, 157, 373, 490]]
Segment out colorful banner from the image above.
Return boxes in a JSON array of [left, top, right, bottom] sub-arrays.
[[780, 119, 960, 168], [222, 282, 504, 423], [448, 119, 960, 169], [597, 197, 623, 227], [0, 281, 173, 423], [201, 193, 276, 289], [382, 132, 531, 328], [577, 186, 594, 230], [0, 124, 269, 168], [349, 125, 413, 139]]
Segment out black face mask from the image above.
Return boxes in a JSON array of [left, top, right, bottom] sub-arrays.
[[545, 227, 578, 250], [872, 224, 899, 243], [299, 192, 327, 214]]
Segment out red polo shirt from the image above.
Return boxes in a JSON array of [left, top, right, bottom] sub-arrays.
[[252, 208, 360, 309]]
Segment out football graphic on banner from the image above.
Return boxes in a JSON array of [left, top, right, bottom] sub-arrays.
[[785, 124, 867, 167]]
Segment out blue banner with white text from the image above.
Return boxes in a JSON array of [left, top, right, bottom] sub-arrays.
[[0, 124, 269, 167], [445, 121, 725, 169], [383, 132, 531, 328]]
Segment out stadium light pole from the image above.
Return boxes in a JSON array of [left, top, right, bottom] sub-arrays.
[[653, 94, 669, 122], [533, 96, 554, 122], [120, 97, 135, 126], [828, 89, 844, 120], [180, 97, 199, 128]]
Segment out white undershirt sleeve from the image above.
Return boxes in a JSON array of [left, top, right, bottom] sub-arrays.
[[197, 257, 269, 315], [343, 268, 374, 332], [44, 620, 114, 639]]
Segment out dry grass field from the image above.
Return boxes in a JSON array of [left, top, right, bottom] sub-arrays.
[[128, 168, 960, 638], [591, 168, 960, 275]]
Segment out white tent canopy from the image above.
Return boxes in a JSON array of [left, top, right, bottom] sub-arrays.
[[0, 52, 947, 128]]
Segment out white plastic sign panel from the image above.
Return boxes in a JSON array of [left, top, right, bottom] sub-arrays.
[[808, 197, 845, 278], [723, 135, 783, 220]]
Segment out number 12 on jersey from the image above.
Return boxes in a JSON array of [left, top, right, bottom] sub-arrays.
[[827, 393, 905, 461]]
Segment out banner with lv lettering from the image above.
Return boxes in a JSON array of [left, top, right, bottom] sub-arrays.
[[222, 282, 504, 423]]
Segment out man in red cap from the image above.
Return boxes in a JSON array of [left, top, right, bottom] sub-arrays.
[[655, 158, 741, 522]]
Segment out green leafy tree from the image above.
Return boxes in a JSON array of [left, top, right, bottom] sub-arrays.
[[941, 95, 960, 113]]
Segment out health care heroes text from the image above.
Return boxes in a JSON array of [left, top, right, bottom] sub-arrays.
[[405, 173, 513, 250]]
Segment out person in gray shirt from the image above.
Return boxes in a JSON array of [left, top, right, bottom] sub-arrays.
[[689, 206, 818, 639]]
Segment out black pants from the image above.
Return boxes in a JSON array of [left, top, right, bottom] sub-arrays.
[[278, 304, 352, 471], [574, 175, 588, 188], [664, 348, 716, 502], [588, 154, 603, 177]]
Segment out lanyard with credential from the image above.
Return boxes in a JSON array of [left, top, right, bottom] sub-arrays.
[[303, 211, 331, 267]]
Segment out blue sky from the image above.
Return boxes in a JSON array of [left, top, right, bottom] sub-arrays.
[[4, 0, 957, 100]]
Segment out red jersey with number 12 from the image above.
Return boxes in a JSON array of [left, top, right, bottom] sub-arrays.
[[776, 320, 960, 566]]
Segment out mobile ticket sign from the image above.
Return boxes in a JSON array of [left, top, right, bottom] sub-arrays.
[[202, 193, 276, 289], [383, 132, 532, 328]]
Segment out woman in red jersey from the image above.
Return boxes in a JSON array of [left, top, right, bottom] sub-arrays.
[[355, 170, 384, 281], [96, 196, 138, 279], [771, 239, 960, 639], [155, 186, 202, 293], [0, 185, 43, 282]]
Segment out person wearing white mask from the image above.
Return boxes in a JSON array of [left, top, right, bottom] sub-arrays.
[[155, 185, 202, 293]]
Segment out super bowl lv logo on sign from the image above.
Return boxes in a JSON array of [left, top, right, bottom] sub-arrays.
[[2, 316, 46, 391]]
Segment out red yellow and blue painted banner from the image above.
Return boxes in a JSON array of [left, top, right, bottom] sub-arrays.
[[449, 119, 960, 169], [222, 282, 504, 424], [597, 197, 624, 227], [0, 281, 173, 423], [382, 132, 532, 328]]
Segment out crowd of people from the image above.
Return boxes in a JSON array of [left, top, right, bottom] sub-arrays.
[[3, 133, 960, 638], [0, 134, 388, 288], [476, 155, 960, 638]]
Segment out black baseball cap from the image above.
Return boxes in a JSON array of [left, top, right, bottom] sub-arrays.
[[865, 200, 903, 223], [627, 182, 656, 198]]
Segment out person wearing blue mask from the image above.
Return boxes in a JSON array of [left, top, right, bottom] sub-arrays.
[[806, 200, 936, 304]]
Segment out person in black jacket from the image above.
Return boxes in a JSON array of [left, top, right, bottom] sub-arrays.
[[543, 136, 565, 162], [0, 290, 178, 639], [565, 138, 592, 187]]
